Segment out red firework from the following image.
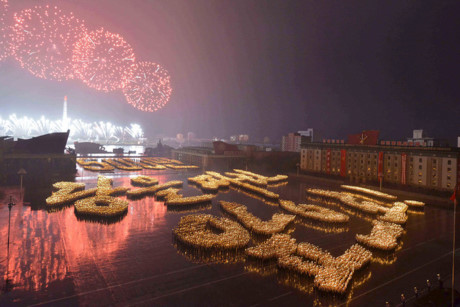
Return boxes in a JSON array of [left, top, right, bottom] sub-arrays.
[[122, 62, 172, 112], [12, 5, 87, 81], [0, 0, 13, 61], [73, 28, 136, 92]]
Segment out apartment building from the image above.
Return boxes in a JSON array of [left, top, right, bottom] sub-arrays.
[[300, 143, 459, 191]]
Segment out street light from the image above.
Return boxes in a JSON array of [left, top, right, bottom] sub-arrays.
[[17, 168, 27, 199], [4, 196, 15, 292], [7, 196, 15, 248]]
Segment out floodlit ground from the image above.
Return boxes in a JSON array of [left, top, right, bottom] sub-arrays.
[[0, 167, 459, 306]]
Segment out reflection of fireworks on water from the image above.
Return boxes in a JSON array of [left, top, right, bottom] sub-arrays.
[[73, 28, 135, 92], [0, 0, 13, 61], [123, 62, 172, 112], [13, 5, 87, 80]]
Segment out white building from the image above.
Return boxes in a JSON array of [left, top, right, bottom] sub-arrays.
[[407, 129, 436, 147]]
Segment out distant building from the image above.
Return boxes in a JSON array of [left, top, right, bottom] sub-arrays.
[[297, 128, 318, 143], [282, 130, 318, 152], [347, 130, 380, 145], [171, 145, 246, 169], [458, 137, 460, 148], [407, 129, 436, 147], [213, 141, 239, 155], [241, 135, 249, 142], [187, 132, 196, 141], [282, 133, 302, 152], [300, 142, 460, 192], [229, 134, 249, 143], [172, 142, 298, 171]]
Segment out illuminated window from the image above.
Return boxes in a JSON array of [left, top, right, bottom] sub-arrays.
[[447, 183, 451, 188], [418, 179, 422, 184], [418, 172, 422, 176]]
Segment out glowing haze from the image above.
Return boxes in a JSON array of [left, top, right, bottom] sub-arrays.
[[2, 1, 172, 113], [0, 1, 459, 143], [73, 28, 136, 92], [13, 5, 87, 81]]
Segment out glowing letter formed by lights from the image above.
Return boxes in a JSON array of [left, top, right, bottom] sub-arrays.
[[220, 201, 295, 235], [246, 234, 372, 294], [13, 5, 87, 80], [131, 175, 159, 187], [73, 28, 136, 92], [0, 0, 13, 61], [46, 182, 97, 206], [74, 176, 130, 218], [123, 61, 172, 112], [173, 214, 250, 250], [46, 176, 129, 207], [127, 180, 183, 198]]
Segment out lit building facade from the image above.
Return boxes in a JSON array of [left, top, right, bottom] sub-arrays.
[[300, 143, 460, 191], [282, 133, 302, 152]]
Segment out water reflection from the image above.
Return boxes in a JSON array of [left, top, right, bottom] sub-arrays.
[[246, 257, 373, 305], [277, 269, 315, 294], [167, 203, 212, 214], [173, 241, 246, 264], [244, 260, 278, 277], [74, 210, 129, 224], [0, 182, 168, 295], [0, 208, 68, 292], [0, 168, 454, 306]]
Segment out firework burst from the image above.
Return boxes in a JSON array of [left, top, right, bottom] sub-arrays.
[[73, 28, 136, 92], [12, 5, 87, 80], [123, 61, 172, 112], [0, 0, 13, 61]]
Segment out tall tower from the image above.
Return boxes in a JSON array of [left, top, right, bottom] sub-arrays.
[[63, 96, 68, 130]]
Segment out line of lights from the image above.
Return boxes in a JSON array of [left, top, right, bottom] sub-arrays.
[[0, 114, 144, 141]]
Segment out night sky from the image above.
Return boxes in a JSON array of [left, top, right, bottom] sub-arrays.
[[1, 0, 459, 144]]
